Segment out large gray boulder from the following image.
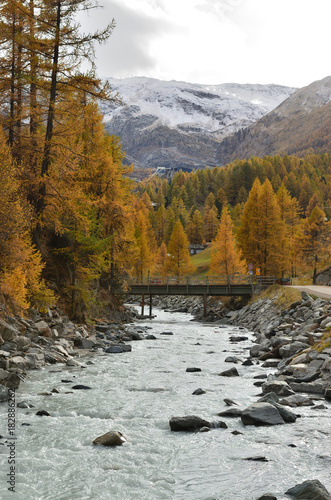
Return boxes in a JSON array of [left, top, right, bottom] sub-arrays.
[[218, 367, 240, 377], [241, 403, 285, 426], [285, 479, 331, 499], [0, 320, 19, 341], [262, 380, 295, 396], [169, 415, 211, 432], [0, 384, 9, 402], [279, 341, 309, 358], [268, 402, 297, 423]]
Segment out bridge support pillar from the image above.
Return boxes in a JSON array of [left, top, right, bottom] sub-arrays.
[[203, 295, 207, 317], [141, 294, 145, 316], [149, 295, 153, 317]]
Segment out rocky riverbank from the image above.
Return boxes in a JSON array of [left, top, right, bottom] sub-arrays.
[[0, 303, 145, 400], [225, 289, 331, 399], [150, 289, 331, 400]]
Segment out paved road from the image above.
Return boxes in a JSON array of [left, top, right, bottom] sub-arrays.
[[291, 285, 331, 299]]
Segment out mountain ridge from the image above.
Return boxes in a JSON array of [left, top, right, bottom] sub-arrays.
[[102, 76, 296, 171], [217, 76, 331, 163]]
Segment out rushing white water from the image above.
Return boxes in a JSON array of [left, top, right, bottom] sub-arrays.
[[1, 308, 331, 500]]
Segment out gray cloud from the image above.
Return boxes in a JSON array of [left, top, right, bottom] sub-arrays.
[[83, 1, 171, 78]]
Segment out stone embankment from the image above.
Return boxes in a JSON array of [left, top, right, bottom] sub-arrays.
[[0, 304, 142, 400], [225, 290, 331, 401]]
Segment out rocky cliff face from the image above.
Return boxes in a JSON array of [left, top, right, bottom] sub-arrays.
[[102, 77, 295, 171]]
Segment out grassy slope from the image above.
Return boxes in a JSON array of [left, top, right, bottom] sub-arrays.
[[191, 246, 211, 276]]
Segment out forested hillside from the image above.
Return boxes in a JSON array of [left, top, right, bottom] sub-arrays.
[[138, 154, 331, 282], [0, 1, 330, 320]]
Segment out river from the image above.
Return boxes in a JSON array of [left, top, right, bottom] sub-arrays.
[[1, 308, 330, 500]]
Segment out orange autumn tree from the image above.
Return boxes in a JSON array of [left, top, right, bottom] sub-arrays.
[[186, 209, 203, 244], [165, 220, 195, 278], [154, 241, 169, 277], [296, 206, 331, 283], [0, 128, 55, 311], [210, 206, 246, 276], [277, 183, 301, 277], [237, 178, 262, 270], [258, 179, 286, 276], [238, 178, 285, 276]]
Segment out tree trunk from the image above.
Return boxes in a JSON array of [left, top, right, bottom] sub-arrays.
[[37, 0, 61, 215]]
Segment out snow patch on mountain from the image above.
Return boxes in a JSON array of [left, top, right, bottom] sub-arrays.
[[102, 76, 296, 139]]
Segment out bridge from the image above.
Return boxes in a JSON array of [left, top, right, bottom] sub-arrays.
[[127, 275, 276, 317]]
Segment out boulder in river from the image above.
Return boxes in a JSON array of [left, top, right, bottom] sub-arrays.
[[104, 346, 123, 353], [241, 402, 287, 426], [169, 415, 211, 432], [256, 495, 277, 500], [285, 479, 331, 499], [217, 408, 243, 418], [93, 431, 127, 447], [72, 384, 92, 390], [186, 367, 201, 372], [218, 367, 240, 377]]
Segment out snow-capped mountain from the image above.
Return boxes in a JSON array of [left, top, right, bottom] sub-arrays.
[[102, 77, 296, 171]]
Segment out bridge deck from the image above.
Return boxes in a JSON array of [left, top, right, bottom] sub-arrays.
[[128, 276, 275, 297]]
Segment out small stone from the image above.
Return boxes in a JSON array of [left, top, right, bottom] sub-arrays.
[[36, 410, 50, 416], [256, 494, 277, 500], [17, 401, 34, 408], [244, 456, 269, 462], [242, 358, 254, 366], [198, 426, 210, 432], [223, 398, 238, 406], [72, 384, 92, 390], [192, 388, 206, 395], [186, 367, 201, 372]]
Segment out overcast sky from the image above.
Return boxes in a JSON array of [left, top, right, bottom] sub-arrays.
[[81, 0, 331, 88]]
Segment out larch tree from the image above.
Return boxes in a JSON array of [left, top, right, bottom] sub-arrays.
[[203, 205, 219, 242], [153, 205, 167, 245], [186, 209, 203, 244], [165, 220, 195, 278], [296, 207, 331, 284], [237, 178, 262, 270], [210, 206, 246, 276], [277, 183, 300, 277], [153, 241, 168, 277], [238, 178, 285, 276], [131, 210, 156, 281], [0, 127, 54, 311]]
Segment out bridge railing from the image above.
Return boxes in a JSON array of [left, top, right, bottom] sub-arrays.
[[128, 275, 276, 286]]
